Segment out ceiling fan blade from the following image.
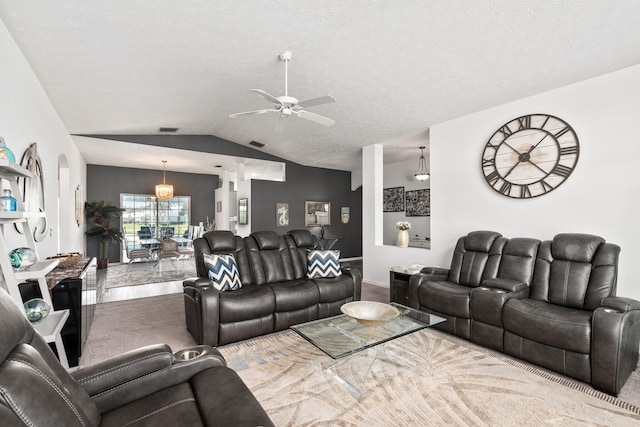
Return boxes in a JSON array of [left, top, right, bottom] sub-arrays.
[[228, 109, 276, 118], [296, 110, 335, 127], [251, 89, 282, 105], [297, 95, 336, 109]]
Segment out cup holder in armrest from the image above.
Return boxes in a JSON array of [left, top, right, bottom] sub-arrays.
[[175, 349, 203, 361], [602, 308, 623, 314]]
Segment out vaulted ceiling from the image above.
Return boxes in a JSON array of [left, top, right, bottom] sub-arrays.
[[2, 1, 639, 174]]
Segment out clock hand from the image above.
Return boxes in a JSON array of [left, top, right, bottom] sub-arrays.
[[503, 160, 522, 178], [527, 133, 549, 154], [502, 141, 522, 155]]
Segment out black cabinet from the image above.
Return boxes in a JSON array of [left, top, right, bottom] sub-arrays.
[[389, 266, 425, 306], [19, 257, 97, 366]]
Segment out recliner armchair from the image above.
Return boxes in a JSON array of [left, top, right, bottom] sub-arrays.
[[409, 230, 507, 339], [0, 288, 274, 426]]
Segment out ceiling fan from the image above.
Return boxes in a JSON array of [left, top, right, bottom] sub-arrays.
[[229, 51, 336, 127]]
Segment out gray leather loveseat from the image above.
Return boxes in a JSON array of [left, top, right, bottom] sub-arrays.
[[0, 287, 274, 426], [183, 229, 362, 347], [409, 230, 640, 396]]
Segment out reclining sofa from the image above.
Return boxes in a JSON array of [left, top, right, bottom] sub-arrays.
[[409, 230, 640, 396], [184, 229, 362, 347], [0, 288, 274, 426]]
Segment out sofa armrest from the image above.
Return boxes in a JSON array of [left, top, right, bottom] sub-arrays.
[[601, 296, 640, 312], [183, 277, 214, 288], [421, 266, 449, 276], [408, 272, 448, 309], [480, 278, 529, 294], [592, 296, 640, 395], [342, 267, 363, 301], [73, 344, 227, 413], [183, 284, 221, 346]]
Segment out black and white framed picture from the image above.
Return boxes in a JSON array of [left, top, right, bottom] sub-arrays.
[[383, 186, 404, 212], [276, 203, 289, 227], [406, 189, 430, 216]]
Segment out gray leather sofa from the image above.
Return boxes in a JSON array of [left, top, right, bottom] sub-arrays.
[[184, 229, 362, 347], [409, 231, 640, 396], [0, 288, 274, 426]]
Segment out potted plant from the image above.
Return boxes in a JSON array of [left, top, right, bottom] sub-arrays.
[[85, 201, 124, 268]]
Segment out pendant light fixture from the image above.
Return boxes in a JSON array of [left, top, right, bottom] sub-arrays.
[[414, 146, 430, 181], [155, 160, 174, 200]]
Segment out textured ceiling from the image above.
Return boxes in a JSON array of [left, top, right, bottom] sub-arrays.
[[1, 1, 640, 173]]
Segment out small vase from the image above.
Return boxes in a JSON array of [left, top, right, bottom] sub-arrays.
[[397, 229, 409, 248]]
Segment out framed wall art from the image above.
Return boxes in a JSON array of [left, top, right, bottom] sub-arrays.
[[406, 189, 430, 216], [383, 186, 404, 212], [276, 203, 289, 227], [238, 198, 248, 225], [305, 201, 330, 226], [341, 207, 350, 224]]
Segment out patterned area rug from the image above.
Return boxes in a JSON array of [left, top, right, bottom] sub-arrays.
[[218, 329, 640, 426], [104, 260, 197, 288]]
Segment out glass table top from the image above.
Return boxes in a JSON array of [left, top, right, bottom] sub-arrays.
[[291, 303, 445, 359]]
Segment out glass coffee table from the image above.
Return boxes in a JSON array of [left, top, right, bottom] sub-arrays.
[[291, 303, 445, 397]]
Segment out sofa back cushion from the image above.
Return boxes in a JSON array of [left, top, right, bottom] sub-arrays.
[[0, 289, 100, 426], [496, 237, 540, 285], [193, 230, 253, 286], [448, 231, 506, 287], [286, 230, 320, 279], [246, 231, 296, 285], [530, 234, 620, 310]]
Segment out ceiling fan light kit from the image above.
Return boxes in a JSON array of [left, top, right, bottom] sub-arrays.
[[229, 51, 336, 127]]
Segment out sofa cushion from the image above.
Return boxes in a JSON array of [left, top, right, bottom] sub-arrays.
[[203, 253, 242, 291], [218, 284, 275, 323], [419, 281, 472, 318], [503, 298, 592, 354], [551, 233, 605, 263], [307, 249, 342, 279], [313, 273, 356, 303], [270, 279, 320, 312]]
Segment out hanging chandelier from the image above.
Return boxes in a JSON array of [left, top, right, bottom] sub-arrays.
[[155, 160, 174, 200], [414, 146, 430, 181]]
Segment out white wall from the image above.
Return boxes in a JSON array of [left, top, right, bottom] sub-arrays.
[[364, 64, 640, 301], [0, 19, 86, 260]]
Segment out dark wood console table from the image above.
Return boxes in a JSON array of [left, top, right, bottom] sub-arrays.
[[389, 264, 425, 306]]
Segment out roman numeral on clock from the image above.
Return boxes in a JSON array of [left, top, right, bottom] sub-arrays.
[[498, 181, 512, 195], [518, 116, 531, 130], [520, 185, 531, 198], [482, 158, 495, 168], [499, 124, 513, 137], [560, 145, 578, 156], [486, 170, 500, 186], [554, 126, 571, 138], [551, 164, 573, 178]]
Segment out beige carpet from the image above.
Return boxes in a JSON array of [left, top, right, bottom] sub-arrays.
[[218, 330, 640, 426], [81, 291, 640, 426]]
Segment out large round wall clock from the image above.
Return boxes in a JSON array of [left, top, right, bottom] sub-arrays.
[[481, 114, 579, 199]]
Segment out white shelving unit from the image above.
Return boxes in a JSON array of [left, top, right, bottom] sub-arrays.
[[0, 159, 69, 368]]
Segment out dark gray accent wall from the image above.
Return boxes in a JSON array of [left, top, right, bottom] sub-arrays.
[[251, 161, 362, 258], [83, 135, 362, 259], [86, 164, 217, 261]]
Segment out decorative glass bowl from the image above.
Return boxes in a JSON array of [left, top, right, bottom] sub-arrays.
[[24, 298, 51, 323], [341, 301, 400, 327], [9, 247, 37, 269]]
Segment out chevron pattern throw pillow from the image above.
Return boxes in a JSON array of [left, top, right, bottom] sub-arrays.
[[307, 249, 342, 279], [203, 253, 242, 291]]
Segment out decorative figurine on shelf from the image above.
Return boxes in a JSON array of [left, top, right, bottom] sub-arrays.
[[9, 247, 38, 269], [0, 189, 17, 211], [23, 298, 51, 323], [0, 136, 16, 163]]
